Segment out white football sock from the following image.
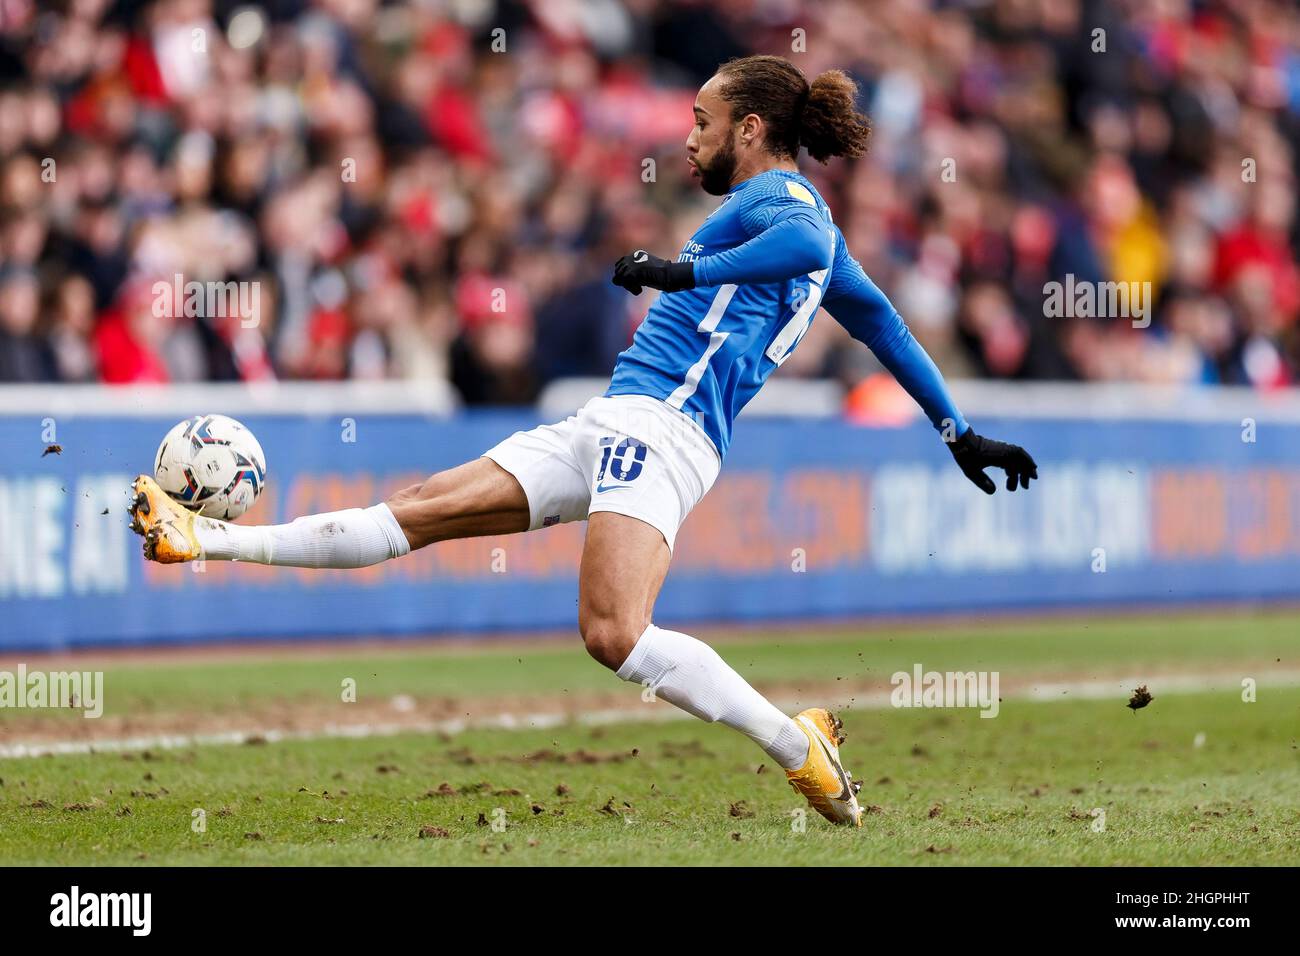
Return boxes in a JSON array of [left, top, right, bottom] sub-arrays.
[[616, 624, 809, 770], [194, 503, 411, 568]]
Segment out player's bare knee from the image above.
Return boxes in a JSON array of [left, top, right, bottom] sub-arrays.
[[579, 616, 642, 671]]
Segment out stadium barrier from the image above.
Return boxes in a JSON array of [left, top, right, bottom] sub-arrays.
[[2, 381, 1299, 650]]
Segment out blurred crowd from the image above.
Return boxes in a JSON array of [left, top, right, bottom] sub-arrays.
[[2, 0, 1300, 401]]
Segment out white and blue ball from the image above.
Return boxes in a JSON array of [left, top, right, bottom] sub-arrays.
[[154, 414, 267, 520]]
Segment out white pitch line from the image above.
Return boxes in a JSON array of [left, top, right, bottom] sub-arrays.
[[1016, 672, 1281, 701], [1, 670, 1297, 760]]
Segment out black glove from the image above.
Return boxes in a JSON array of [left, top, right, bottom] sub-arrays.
[[948, 428, 1038, 494], [612, 250, 696, 295]]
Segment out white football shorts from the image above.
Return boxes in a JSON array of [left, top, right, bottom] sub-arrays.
[[481, 394, 721, 551]]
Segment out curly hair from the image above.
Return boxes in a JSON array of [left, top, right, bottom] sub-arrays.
[[714, 55, 871, 163]]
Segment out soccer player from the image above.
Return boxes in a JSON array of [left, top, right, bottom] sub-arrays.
[[129, 55, 1037, 827]]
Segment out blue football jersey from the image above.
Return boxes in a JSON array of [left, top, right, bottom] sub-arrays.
[[605, 169, 836, 459]]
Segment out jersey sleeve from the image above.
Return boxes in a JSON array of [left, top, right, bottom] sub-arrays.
[[822, 233, 969, 438], [692, 214, 832, 287]]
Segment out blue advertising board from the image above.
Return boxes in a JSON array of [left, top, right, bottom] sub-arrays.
[[1, 407, 1298, 650]]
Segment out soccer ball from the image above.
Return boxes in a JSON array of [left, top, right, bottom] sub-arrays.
[[154, 414, 267, 520]]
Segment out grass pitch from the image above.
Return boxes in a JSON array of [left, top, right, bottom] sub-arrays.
[[1, 610, 1297, 865]]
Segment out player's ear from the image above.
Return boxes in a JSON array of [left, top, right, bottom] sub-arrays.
[[738, 112, 763, 147]]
